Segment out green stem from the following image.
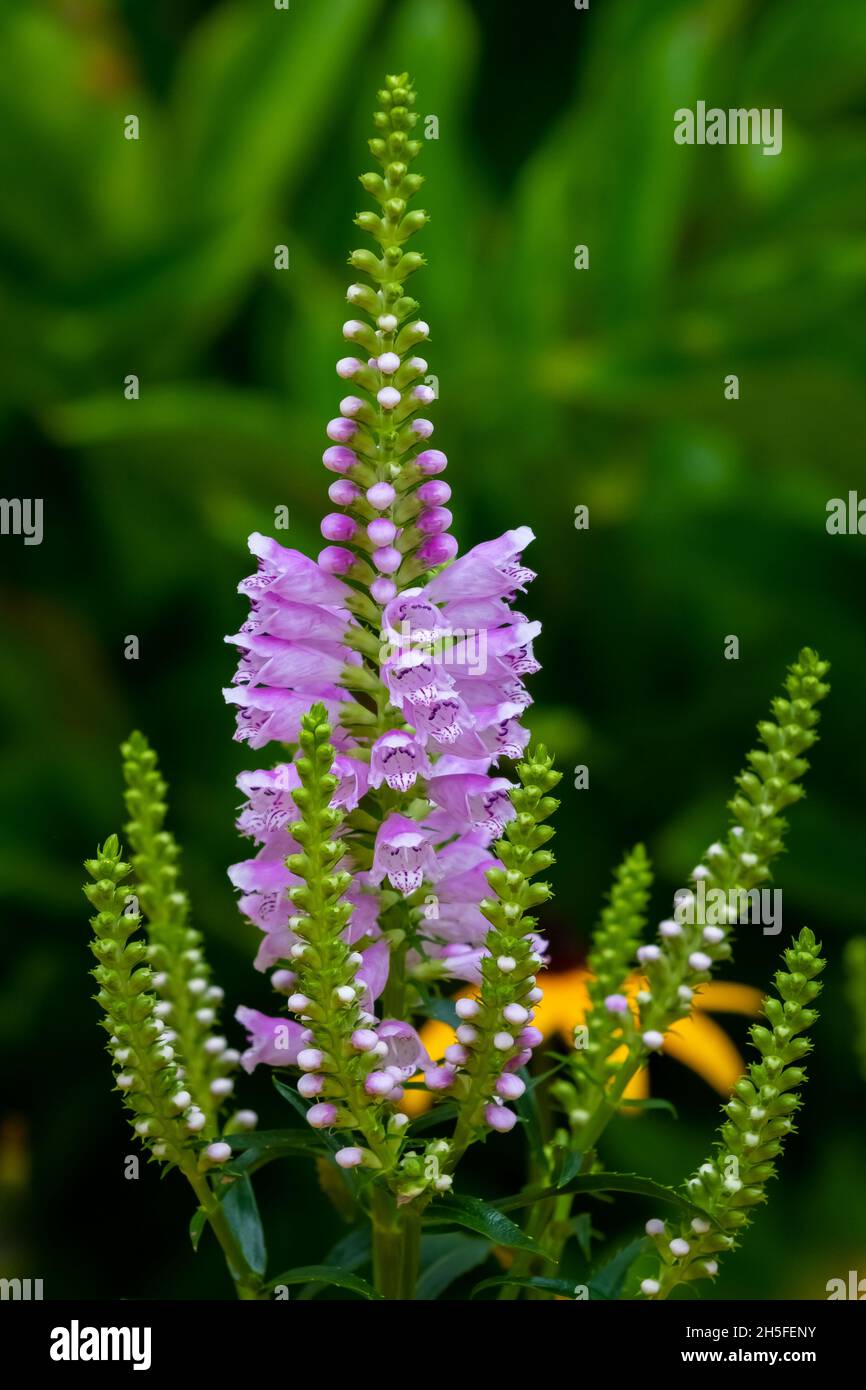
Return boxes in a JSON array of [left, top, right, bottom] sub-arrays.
[[184, 1165, 266, 1301], [371, 1187, 421, 1299]]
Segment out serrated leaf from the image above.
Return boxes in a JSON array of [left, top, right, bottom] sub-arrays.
[[266, 1265, 382, 1300], [471, 1274, 583, 1299], [589, 1236, 648, 1300], [221, 1175, 267, 1278], [425, 1194, 544, 1256], [415, 1234, 491, 1300], [496, 1172, 702, 1220]]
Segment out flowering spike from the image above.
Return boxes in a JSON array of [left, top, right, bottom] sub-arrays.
[[636, 649, 830, 1048], [318, 73, 456, 600], [121, 732, 233, 1131], [448, 747, 561, 1157], [84, 837, 195, 1166], [559, 844, 653, 1122], [642, 928, 825, 1298]]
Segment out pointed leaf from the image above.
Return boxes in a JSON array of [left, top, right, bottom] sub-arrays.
[[266, 1265, 382, 1300], [472, 1274, 583, 1299], [189, 1205, 207, 1252], [221, 1175, 267, 1278], [496, 1172, 702, 1220], [589, 1236, 648, 1300], [425, 1194, 544, 1256]]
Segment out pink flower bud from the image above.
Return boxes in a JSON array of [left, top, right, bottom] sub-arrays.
[[297, 1048, 324, 1071], [417, 534, 458, 566], [367, 518, 397, 546], [364, 1071, 394, 1096], [318, 546, 355, 576], [321, 513, 357, 542], [335, 1146, 364, 1169], [322, 445, 357, 473], [417, 507, 453, 536], [370, 577, 397, 604], [454, 997, 479, 1020], [377, 387, 401, 410], [496, 1073, 526, 1100], [416, 449, 447, 475], [373, 546, 402, 574], [351, 1028, 379, 1052], [416, 480, 451, 505], [378, 352, 400, 374], [327, 417, 357, 443], [328, 479, 360, 506], [485, 1104, 517, 1133], [306, 1103, 338, 1129], [367, 482, 397, 510], [297, 1073, 324, 1098]]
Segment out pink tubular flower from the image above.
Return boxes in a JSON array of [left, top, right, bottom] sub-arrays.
[[369, 731, 431, 792], [371, 814, 440, 894], [235, 1007, 307, 1073]]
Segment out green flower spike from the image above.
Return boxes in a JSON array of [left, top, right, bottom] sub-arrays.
[[121, 732, 234, 1134], [449, 746, 562, 1162], [287, 707, 397, 1174], [641, 928, 825, 1299], [86, 837, 267, 1298], [556, 844, 653, 1127], [637, 649, 830, 1045], [85, 836, 199, 1166]]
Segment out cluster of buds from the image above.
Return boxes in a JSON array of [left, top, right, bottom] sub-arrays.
[[446, 750, 560, 1150], [122, 733, 242, 1137], [640, 928, 825, 1298], [634, 649, 830, 1058], [318, 72, 455, 604], [283, 709, 406, 1175], [558, 844, 653, 1127], [85, 837, 204, 1163]]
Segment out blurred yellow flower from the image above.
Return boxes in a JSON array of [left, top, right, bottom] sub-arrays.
[[403, 970, 763, 1117]]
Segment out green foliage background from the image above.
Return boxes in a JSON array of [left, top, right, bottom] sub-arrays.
[[1, 0, 864, 1299]]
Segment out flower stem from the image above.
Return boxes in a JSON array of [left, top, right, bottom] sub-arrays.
[[184, 1164, 266, 1301], [371, 1187, 421, 1299]]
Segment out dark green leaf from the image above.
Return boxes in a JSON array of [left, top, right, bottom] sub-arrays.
[[189, 1206, 207, 1253], [425, 1194, 544, 1256], [415, 1234, 491, 1300], [266, 1265, 382, 1300], [496, 1172, 701, 1219], [515, 1066, 546, 1167], [298, 1227, 372, 1301], [472, 1275, 585, 1299], [571, 1211, 597, 1262], [618, 1097, 679, 1118], [222, 1175, 267, 1278], [556, 1148, 585, 1189], [589, 1236, 648, 1300]]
